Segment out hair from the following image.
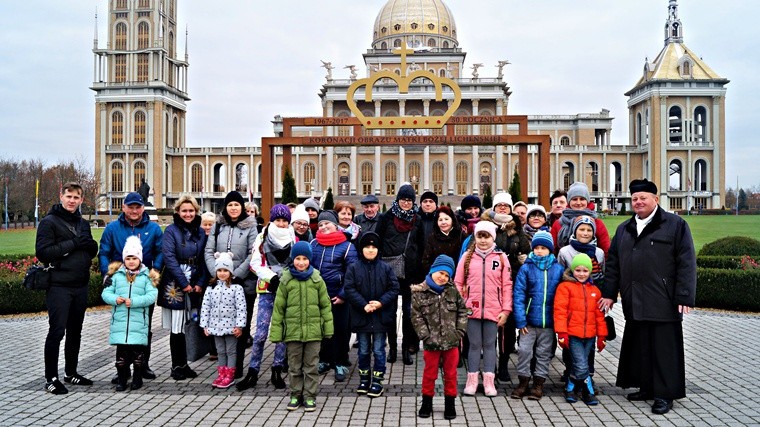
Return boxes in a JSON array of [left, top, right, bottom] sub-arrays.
[[173, 194, 200, 213], [245, 202, 259, 216], [550, 189, 568, 204], [333, 200, 356, 216], [201, 211, 216, 222], [61, 182, 83, 195], [513, 201, 528, 210], [286, 202, 297, 209]]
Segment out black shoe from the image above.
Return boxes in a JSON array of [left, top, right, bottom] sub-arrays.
[[444, 395, 456, 420], [627, 389, 654, 401], [651, 398, 673, 415], [418, 395, 433, 418], [64, 373, 93, 386], [171, 367, 187, 380], [142, 367, 156, 380], [236, 368, 259, 391], [111, 372, 131, 384], [45, 378, 68, 395], [387, 350, 397, 364], [181, 365, 198, 379], [131, 366, 144, 390], [402, 349, 414, 365]]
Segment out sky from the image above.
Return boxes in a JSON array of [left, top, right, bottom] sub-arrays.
[[0, 0, 758, 187]]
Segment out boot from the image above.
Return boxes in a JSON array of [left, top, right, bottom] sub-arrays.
[[212, 366, 225, 388], [388, 339, 397, 364], [236, 368, 259, 391], [497, 352, 510, 382], [271, 366, 286, 389], [115, 365, 130, 392], [217, 367, 235, 389], [171, 366, 187, 380], [418, 395, 433, 418], [527, 376, 546, 400], [463, 372, 479, 396], [482, 372, 497, 397], [367, 371, 384, 398], [580, 377, 598, 406], [511, 375, 531, 399], [356, 369, 371, 394], [130, 364, 144, 390], [444, 395, 457, 420], [402, 348, 413, 365], [564, 378, 578, 403]]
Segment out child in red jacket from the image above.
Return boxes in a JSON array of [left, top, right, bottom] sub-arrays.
[[554, 253, 607, 405]]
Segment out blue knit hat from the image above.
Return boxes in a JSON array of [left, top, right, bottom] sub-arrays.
[[290, 241, 312, 260], [429, 254, 455, 278], [269, 203, 292, 223], [571, 215, 596, 238], [531, 230, 554, 252]]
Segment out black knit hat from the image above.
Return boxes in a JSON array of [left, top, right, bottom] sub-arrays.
[[420, 191, 438, 205], [359, 231, 380, 250], [396, 184, 416, 203], [629, 178, 658, 195], [461, 195, 482, 211], [223, 191, 246, 208]]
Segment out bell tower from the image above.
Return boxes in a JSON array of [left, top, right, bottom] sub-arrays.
[[92, 0, 190, 210]]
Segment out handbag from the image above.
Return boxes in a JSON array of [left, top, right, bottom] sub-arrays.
[[604, 315, 616, 341], [184, 299, 211, 362], [381, 231, 411, 280], [23, 264, 53, 291]]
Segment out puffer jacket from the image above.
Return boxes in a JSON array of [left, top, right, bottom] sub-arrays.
[[101, 263, 159, 346], [204, 215, 258, 294], [344, 256, 400, 334], [270, 268, 334, 343], [454, 248, 512, 323], [98, 212, 163, 275], [309, 239, 358, 299], [480, 209, 532, 280], [553, 271, 608, 339], [411, 281, 468, 351], [199, 281, 247, 336], [35, 204, 98, 288], [158, 215, 208, 309], [512, 256, 565, 329]]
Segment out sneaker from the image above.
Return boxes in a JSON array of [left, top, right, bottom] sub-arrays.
[[303, 399, 317, 412], [334, 365, 348, 382], [318, 362, 332, 375], [286, 397, 302, 411], [45, 377, 69, 395], [63, 373, 93, 386]]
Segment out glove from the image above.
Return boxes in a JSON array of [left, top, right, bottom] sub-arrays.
[[597, 336, 606, 352], [517, 253, 528, 264], [102, 274, 112, 288], [557, 332, 569, 349], [269, 275, 280, 294]]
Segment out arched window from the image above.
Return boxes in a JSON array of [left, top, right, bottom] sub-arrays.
[[111, 162, 124, 192], [173, 116, 179, 147], [337, 162, 350, 196], [137, 22, 150, 49], [610, 161, 623, 193], [694, 106, 708, 143], [432, 161, 445, 195], [191, 164, 203, 192], [479, 162, 492, 196], [669, 159, 683, 191], [587, 161, 599, 192], [561, 162, 575, 191], [455, 161, 468, 195], [381, 41, 387, 50], [443, 41, 449, 48], [235, 163, 248, 192], [383, 111, 398, 137], [133, 161, 146, 192], [669, 106, 682, 144], [114, 54, 126, 82], [694, 159, 707, 191], [479, 111, 493, 135], [361, 162, 373, 196], [213, 163, 227, 193], [439, 69, 446, 77], [428, 38, 436, 47], [111, 111, 124, 145], [560, 136, 571, 146], [115, 23, 127, 50], [134, 111, 146, 145], [137, 54, 149, 81], [168, 31, 175, 59], [384, 162, 397, 195], [408, 161, 421, 194], [636, 112, 643, 145], [393, 39, 402, 48], [337, 113, 351, 136], [430, 110, 445, 136], [303, 162, 316, 193]]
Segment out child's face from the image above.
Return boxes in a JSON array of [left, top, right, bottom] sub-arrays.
[[216, 268, 231, 281], [201, 220, 214, 235], [273, 218, 289, 228], [533, 245, 550, 257], [437, 213, 453, 233], [431, 270, 450, 285], [573, 266, 590, 283], [293, 255, 310, 272], [362, 244, 378, 261], [124, 255, 141, 270], [528, 212, 546, 228], [475, 231, 494, 250], [575, 224, 594, 244]]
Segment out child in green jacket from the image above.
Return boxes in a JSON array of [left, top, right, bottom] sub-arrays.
[[270, 241, 333, 412]]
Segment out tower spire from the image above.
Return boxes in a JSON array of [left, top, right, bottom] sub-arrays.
[[93, 6, 98, 50], [185, 25, 189, 62], [664, 0, 683, 45]]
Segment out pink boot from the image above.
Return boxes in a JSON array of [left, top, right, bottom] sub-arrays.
[[483, 372, 497, 397], [463, 372, 479, 396], [217, 367, 235, 389], [212, 366, 224, 388]]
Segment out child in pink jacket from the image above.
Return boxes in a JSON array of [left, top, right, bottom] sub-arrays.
[[455, 221, 512, 397]]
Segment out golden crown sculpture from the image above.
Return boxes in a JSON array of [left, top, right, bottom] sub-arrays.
[[346, 46, 462, 129]]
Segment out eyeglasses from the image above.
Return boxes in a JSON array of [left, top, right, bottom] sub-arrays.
[[293, 222, 309, 228], [494, 203, 509, 208]]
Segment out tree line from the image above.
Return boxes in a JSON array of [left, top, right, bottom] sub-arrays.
[[725, 187, 759, 211]]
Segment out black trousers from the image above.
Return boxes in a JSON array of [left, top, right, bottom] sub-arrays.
[[319, 302, 350, 367], [116, 344, 147, 367], [399, 279, 419, 350], [235, 293, 256, 371], [44, 286, 88, 380]]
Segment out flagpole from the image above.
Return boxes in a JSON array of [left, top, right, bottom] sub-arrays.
[[3, 178, 8, 231], [34, 179, 39, 228], [200, 185, 204, 211]]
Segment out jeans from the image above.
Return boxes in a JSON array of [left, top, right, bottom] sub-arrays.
[[569, 336, 595, 380], [44, 286, 88, 380], [357, 332, 387, 373]]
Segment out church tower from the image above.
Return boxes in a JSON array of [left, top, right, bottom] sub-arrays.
[[625, 0, 728, 210], [92, 0, 190, 210]]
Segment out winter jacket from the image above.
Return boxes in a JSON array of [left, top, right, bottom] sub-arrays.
[[101, 263, 159, 346], [420, 227, 465, 274], [550, 211, 610, 256], [98, 212, 164, 275], [158, 215, 209, 309], [35, 204, 98, 288], [204, 215, 258, 294], [479, 209, 532, 280], [309, 239, 358, 299], [199, 281, 247, 336], [270, 268, 334, 343], [557, 244, 605, 286], [602, 206, 697, 322], [376, 212, 425, 283], [411, 281, 468, 351], [553, 271, 608, 339], [344, 258, 400, 333], [418, 210, 436, 244], [512, 257, 565, 329], [454, 248, 513, 323], [354, 212, 379, 235], [249, 225, 296, 293]]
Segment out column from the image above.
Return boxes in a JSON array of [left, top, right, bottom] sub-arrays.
[[350, 146, 357, 195], [374, 101, 382, 195], [423, 100, 431, 191], [325, 101, 334, 190], [495, 100, 505, 192], [398, 100, 406, 188], [471, 99, 479, 194]]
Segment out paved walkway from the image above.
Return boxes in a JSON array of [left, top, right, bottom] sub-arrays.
[[2, 304, 759, 426]]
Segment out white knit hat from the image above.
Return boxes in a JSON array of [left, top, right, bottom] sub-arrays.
[[291, 204, 310, 224], [122, 236, 143, 262], [492, 192, 513, 208]]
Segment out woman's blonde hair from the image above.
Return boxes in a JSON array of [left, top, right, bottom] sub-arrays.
[[245, 202, 259, 216], [173, 194, 200, 213]]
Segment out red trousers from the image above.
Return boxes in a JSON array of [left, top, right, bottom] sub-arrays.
[[421, 347, 459, 397]]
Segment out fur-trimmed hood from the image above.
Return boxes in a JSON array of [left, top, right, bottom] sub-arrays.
[[480, 208, 518, 237], [107, 261, 160, 287]]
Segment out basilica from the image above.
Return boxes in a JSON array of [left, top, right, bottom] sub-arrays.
[[92, 0, 728, 212]]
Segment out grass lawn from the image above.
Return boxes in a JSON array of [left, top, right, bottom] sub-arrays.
[[0, 215, 757, 255]]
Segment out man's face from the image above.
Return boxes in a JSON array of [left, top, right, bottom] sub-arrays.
[[123, 203, 144, 222], [631, 192, 659, 218], [362, 203, 379, 219], [60, 189, 83, 213], [551, 196, 567, 215], [420, 199, 437, 213]]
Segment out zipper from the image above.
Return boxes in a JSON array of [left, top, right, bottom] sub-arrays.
[[542, 269, 548, 328], [125, 281, 133, 343], [582, 282, 588, 338], [481, 256, 486, 320]]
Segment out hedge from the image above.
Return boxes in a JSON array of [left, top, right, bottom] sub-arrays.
[[696, 268, 760, 312], [699, 236, 760, 257], [0, 274, 105, 315], [696, 256, 745, 270]]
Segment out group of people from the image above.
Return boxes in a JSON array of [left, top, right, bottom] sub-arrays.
[[37, 177, 696, 418]]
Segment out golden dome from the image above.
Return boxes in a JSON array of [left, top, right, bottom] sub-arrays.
[[372, 0, 458, 50]]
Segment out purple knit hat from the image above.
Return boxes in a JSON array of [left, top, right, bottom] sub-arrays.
[[269, 204, 291, 223]]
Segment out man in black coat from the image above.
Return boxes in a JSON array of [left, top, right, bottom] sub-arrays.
[[600, 179, 696, 415], [36, 182, 99, 394]]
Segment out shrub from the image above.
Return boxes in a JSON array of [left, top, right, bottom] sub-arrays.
[[699, 236, 760, 257], [696, 268, 760, 311], [0, 274, 105, 315], [696, 256, 744, 269]]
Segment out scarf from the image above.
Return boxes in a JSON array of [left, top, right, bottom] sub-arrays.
[[522, 223, 549, 238], [290, 265, 314, 281], [528, 252, 556, 270], [557, 208, 597, 248], [263, 224, 294, 273], [390, 200, 417, 222], [569, 236, 598, 258], [340, 222, 361, 240], [393, 216, 415, 233], [425, 274, 445, 295], [316, 229, 347, 246], [465, 217, 480, 235]]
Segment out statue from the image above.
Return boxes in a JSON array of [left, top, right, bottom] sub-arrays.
[[471, 63, 484, 79], [321, 60, 334, 81], [344, 65, 357, 80], [408, 62, 421, 73], [496, 60, 511, 79], [446, 63, 454, 78], [137, 178, 151, 206]]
